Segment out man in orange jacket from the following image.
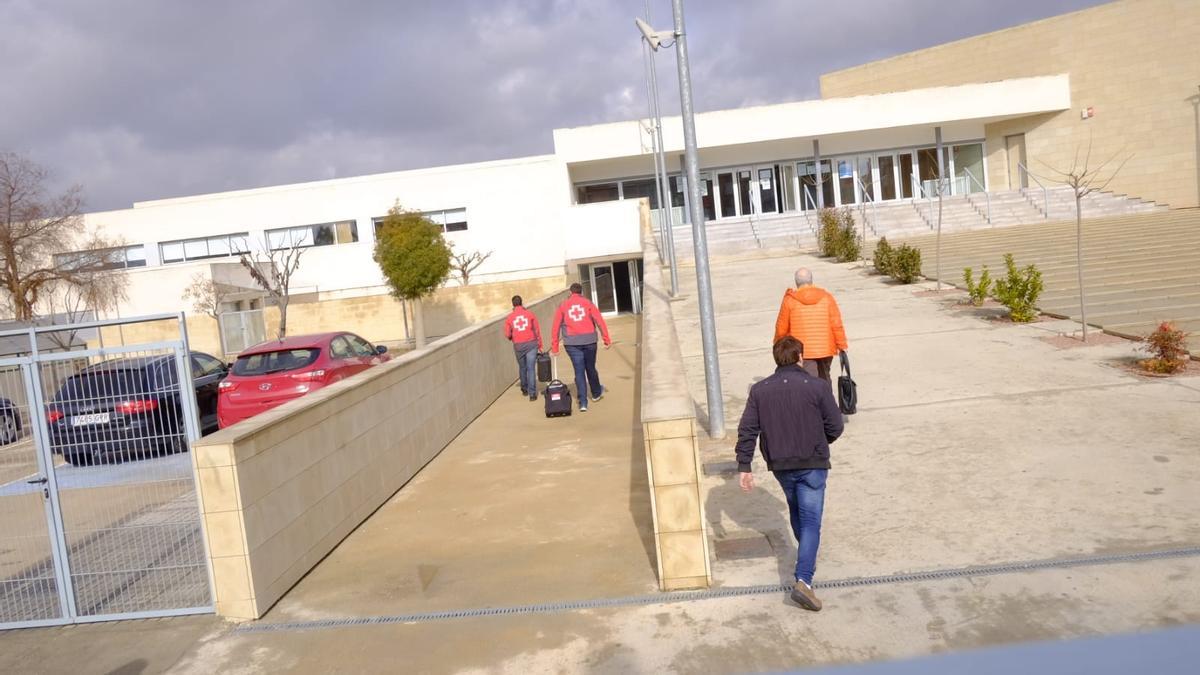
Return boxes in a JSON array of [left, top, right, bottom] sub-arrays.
[[773, 268, 848, 383]]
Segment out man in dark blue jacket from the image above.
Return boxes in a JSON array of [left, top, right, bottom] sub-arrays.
[[735, 335, 844, 611]]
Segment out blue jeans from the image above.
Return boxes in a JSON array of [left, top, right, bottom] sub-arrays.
[[564, 342, 602, 406], [516, 348, 537, 395], [773, 468, 828, 585]]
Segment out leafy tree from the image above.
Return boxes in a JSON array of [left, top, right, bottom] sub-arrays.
[[374, 204, 451, 347], [0, 151, 127, 326]]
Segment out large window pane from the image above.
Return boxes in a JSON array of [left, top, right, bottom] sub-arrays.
[[837, 159, 857, 206], [953, 143, 985, 194], [335, 221, 358, 244], [620, 179, 659, 210], [207, 237, 231, 256], [160, 242, 184, 262], [124, 246, 147, 267], [312, 224, 335, 246], [183, 239, 209, 259], [577, 183, 619, 203]]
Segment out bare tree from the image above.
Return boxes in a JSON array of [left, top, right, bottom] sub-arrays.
[[182, 272, 228, 321], [0, 152, 126, 323], [1042, 141, 1130, 342], [238, 236, 304, 339], [37, 268, 128, 351], [450, 248, 493, 286]]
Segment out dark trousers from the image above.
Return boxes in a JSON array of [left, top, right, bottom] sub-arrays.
[[515, 347, 537, 395], [803, 356, 833, 383], [564, 342, 602, 406]]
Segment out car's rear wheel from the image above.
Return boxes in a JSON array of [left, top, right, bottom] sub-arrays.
[[0, 412, 19, 445]]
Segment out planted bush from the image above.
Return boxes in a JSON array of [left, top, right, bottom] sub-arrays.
[[873, 237, 895, 276], [891, 244, 922, 284], [818, 208, 841, 258], [992, 253, 1043, 322], [1139, 321, 1190, 374], [835, 209, 861, 263], [963, 266, 992, 306]]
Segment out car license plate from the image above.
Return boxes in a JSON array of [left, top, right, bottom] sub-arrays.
[[71, 413, 111, 426]]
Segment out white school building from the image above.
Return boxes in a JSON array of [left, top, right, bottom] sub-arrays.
[[66, 0, 1198, 355]]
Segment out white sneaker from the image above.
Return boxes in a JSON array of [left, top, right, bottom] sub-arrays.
[[592, 387, 605, 402]]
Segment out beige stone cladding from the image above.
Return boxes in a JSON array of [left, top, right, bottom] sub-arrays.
[[190, 290, 568, 619], [91, 274, 568, 359], [820, 0, 1200, 209], [96, 315, 222, 357], [638, 211, 712, 592], [262, 274, 568, 345]]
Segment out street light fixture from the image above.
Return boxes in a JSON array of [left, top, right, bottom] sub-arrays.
[[637, 8, 678, 298], [636, 0, 725, 438]]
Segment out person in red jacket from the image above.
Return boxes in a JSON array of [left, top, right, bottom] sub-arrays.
[[551, 282, 611, 412], [503, 295, 543, 402]]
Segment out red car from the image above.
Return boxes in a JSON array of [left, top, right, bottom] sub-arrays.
[[217, 332, 390, 429]]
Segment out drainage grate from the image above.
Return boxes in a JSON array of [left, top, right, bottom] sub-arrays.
[[233, 545, 1200, 634]]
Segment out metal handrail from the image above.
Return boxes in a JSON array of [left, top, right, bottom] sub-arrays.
[[1017, 162, 1049, 219], [916, 181, 936, 229], [802, 184, 819, 234], [855, 177, 879, 236], [961, 168, 991, 224]]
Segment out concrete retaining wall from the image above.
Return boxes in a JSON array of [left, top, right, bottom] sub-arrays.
[[190, 291, 567, 619], [638, 210, 712, 591]]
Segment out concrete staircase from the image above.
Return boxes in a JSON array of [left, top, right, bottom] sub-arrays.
[[659, 187, 1167, 259], [896, 209, 1200, 353]]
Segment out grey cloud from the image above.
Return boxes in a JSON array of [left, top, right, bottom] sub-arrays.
[[1, 0, 1105, 211]]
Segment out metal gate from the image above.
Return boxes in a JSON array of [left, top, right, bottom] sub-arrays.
[[0, 314, 214, 629]]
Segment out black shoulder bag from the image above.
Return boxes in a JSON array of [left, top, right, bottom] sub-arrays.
[[837, 350, 857, 415]]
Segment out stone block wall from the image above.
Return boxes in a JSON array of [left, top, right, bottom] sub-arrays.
[[638, 212, 712, 591], [820, 0, 1200, 209], [190, 291, 566, 619]]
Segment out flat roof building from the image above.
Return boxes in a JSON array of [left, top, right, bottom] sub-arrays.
[[59, 0, 1196, 355]]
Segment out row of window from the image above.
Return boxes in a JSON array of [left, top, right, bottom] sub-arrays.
[[370, 208, 468, 234], [57, 210, 468, 269], [53, 245, 148, 271]]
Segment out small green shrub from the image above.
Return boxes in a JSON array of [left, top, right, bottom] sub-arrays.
[[1139, 321, 1190, 374], [992, 253, 1043, 322], [891, 244, 922, 284], [835, 209, 861, 263], [817, 208, 841, 258], [963, 265, 992, 306], [873, 237, 894, 275]]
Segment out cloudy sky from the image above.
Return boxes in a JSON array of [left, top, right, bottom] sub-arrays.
[[1, 0, 1106, 212]]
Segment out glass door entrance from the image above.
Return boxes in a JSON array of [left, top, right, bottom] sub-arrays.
[[756, 167, 778, 214], [590, 264, 618, 316]]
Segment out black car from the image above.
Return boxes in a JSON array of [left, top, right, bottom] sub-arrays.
[[46, 352, 226, 465], [0, 397, 22, 446]]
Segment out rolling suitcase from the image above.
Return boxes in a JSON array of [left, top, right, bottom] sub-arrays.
[[543, 352, 572, 417], [543, 379, 573, 417], [536, 351, 552, 383]]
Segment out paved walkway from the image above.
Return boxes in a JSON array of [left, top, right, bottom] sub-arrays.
[[2, 261, 1199, 673], [896, 209, 1200, 352]]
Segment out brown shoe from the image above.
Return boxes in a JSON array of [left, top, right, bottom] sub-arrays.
[[791, 580, 822, 611]]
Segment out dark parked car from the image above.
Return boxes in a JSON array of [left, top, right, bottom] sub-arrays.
[[45, 352, 226, 465], [0, 398, 22, 445]]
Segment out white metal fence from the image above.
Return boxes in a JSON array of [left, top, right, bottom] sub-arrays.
[[0, 314, 214, 629]]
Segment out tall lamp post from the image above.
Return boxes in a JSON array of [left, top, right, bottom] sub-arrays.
[[639, 1, 678, 297], [636, 0, 725, 438]]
